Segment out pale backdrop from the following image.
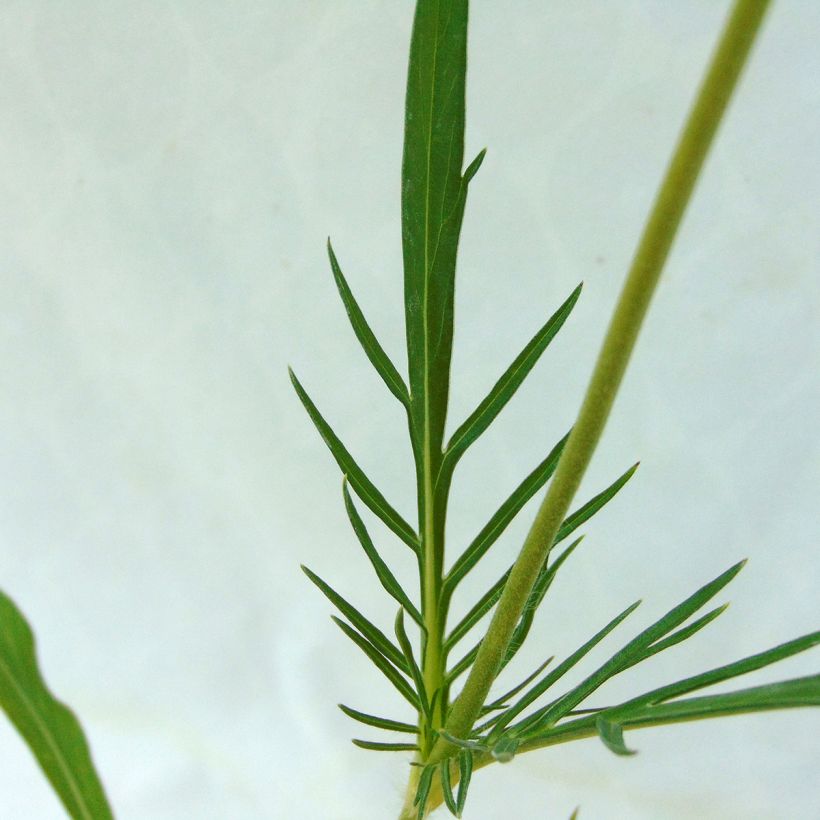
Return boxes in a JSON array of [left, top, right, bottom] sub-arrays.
[[0, 2, 818, 818]]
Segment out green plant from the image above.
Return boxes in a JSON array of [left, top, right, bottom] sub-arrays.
[[0, 2, 816, 819]]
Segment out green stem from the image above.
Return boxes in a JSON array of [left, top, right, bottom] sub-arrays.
[[433, 0, 772, 761]]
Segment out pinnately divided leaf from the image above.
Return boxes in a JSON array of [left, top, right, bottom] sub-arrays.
[[327, 240, 410, 407], [0, 589, 113, 820], [342, 480, 423, 628], [289, 368, 419, 551], [444, 284, 582, 470]]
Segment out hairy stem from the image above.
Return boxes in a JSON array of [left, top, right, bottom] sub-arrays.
[[433, 0, 772, 761]]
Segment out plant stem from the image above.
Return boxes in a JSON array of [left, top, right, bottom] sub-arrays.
[[432, 0, 772, 762]]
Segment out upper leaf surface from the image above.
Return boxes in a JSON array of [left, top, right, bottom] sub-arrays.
[[0, 590, 114, 820]]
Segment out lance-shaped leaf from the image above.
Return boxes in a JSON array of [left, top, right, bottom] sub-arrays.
[[456, 748, 473, 816], [289, 369, 419, 551], [440, 758, 458, 816], [402, 0, 475, 456], [595, 716, 637, 756], [338, 703, 418, 735], [480, 600, 642, 738], [413, 763, 435, 819], [500, 537, 584, 671], [0, 589, 114, 820], [352, 738, 419, 752], [331, 617, 420, 710], [445, 432, 569, 592], [444, 284, 582, 470], [606, 629, 820, 718], [342, 480, 423, 627], [395, 609, 430, 719], [302, 565, 410, 674], [327, 240, 410, 407], [518, 561, 746, 736]]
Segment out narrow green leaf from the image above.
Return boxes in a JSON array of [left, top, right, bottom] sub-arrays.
[[446, 432, 569, 592], [481, 600, 642, 738], [501, 537, 584, 671], [338, 703, 418, 735], [302, 565, 409, 674], [626, 603, 729, 669], [327, 240, 410, 407], [402, 0, 470, 456], [342, 480, 423, 627], [554, 463, 639, 545], [0, 590, 113, 820], [462, 148, 486, 184], [439, 731, 488, 752], [520, 561, 746, 735], [456, 749, 473, 816], [440, 759, 459, 816], [330, 617, 420, 710], [414, 764, 435, 818], [289, 369, 419, 551], [608, 629, 820, 718], [445, 572, 509, 652], [447, 639, 482, 685], [445, 285, 582, 468], [352, 738, 418, 752], [618, 675, 820, 727], [569, 807, 580, 819], [595, 717, 637, 756], [395, 609, 430, 719]]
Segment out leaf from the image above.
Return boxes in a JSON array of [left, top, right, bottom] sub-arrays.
[[500, 537, 584, 671], [569, 807, 580, 819], [554, 463, 639, 545], [447, 638, 482, 685], [485, 656, 555, 713], [402, 0, 471, 458], [625, 603, 728, 669], [352, 738, 419, 752], [445, 571, 509, 652], [413, 763, 435, 818], [595, 717, 637, 756], [490, 735, 519, 763], [338, 703, 418, 735], [445, 433, 569, 592], [327, 239, 410, 407], [456, 748, 473, 816], [444, 284, 582, 469], [331, 617, 420, 710], [440, 759, 459, 816], [439, 731, 488, 753], [518, 561, 746, 736], [395, 610, 430, 719], [302, 565, 410, 674], [0, 589, 114, 820], [608, 629, 820, 718], [479, 600, 641, 738], [342, 480, 423, 627], [289, 368, 419, 551]]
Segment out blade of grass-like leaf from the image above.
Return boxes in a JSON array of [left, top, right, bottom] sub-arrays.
[[484, 656, 555, 713], [342, 480, 423, 628], [500, 537, 584, 671], [413, 763, 435, 818], [289, 369, 419, 551], [0, 590, 113, 820], [481, 600, 642, 738], [327, 240, 410, 407], [444, 285, 582, 470], [518, 561, 746, 736], [445, 572, 508, 653], [625, 603, 729, 669], [440, 759, 458, 816], [331, 616, 420, 710], [395, 609, 431, 719], [352, 738, 419, 752], [456, 749, 473, 816], [595, 716, 637, 756], [554, 463, 638, 545], [338, 703, 418, 734], [302, 565, 410, 674], [445, 433, 569, 592], [606, 629, 820, 718]]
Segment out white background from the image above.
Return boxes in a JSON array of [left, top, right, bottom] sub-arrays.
[[0, 2, 818, 818]]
